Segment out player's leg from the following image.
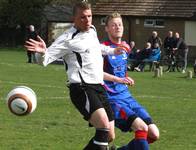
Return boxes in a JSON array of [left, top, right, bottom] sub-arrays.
[[85, 107, 114, 150], [133, 101, 159, 144], [147, 124, 159, 144], [69, 84, 113, 150], [116, 117, 149, 150], [108, 98, 149, 150], [108, 120, 115, 142], [131, 117, 149, 150], [84, 108, 110, 150], [182, 49, 188, 72], [111, 93, 150, 150]]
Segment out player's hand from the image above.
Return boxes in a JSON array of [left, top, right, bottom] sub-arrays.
[[24, 36, 46, 54], [122, 77, 135, 86], [114, 42, 130, 55]]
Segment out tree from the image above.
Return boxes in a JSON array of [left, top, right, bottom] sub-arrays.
[[0, 0, 99, 28], [0, 0, 98, 46], [0, 0, 51, 28], [0, 0, 51, 46]]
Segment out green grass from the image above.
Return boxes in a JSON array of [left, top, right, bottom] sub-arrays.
[[0, 49, 196, 150]]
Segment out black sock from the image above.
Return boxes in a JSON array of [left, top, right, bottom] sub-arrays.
[[83, 128, 109, 150]]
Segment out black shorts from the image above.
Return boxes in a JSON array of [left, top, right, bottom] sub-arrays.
[[69, 83, 114, 121]]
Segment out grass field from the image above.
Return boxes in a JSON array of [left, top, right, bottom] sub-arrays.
[[0, 48, 196, 150]]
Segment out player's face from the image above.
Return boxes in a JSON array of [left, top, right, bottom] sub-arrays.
[[106, 18, 124, 39], [73, 8, 92, 32]]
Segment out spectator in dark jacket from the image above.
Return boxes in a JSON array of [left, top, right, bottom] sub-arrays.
[[173, 32, 188, 73], [164, 31, 175, 56], [26, 25, 37, 63], [148, 31, 162, 49]]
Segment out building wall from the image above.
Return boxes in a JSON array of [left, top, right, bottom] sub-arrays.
[[129, 17, 185, 49], [93, 16, 107, 41]]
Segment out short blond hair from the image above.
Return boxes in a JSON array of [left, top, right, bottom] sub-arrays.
[[105, 12, 122, 26]]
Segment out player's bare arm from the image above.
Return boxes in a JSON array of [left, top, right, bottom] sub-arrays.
[[104, 72, 134, 86]]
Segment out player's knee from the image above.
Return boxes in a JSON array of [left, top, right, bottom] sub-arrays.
[[148, 124, 160, 143], [132, 118, 148, 132], [149, 128, 160, 141], [90, 108, 110, 128], [154, 130, 160, 140]]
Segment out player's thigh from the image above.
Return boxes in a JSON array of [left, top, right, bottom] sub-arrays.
[[110, 101, 137, 132], [89, 107, 109, 128], [70, 84, 113, 125], [131, 100, 152, 125]]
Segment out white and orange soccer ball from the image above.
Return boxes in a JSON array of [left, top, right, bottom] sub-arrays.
[[6, 86, 37, 116]]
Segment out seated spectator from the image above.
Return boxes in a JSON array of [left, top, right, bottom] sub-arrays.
[[148, 43, 161, 62], [127, 41, 140, 70], [128, 41, 140, 59], [141, 43, 161, 71], [133, 42, 152, 71]]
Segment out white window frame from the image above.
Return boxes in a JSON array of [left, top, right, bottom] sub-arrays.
[[144, 19, 165, 28]]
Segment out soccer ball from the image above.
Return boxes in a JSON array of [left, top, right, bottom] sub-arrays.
[[6, 86, 37, 116]]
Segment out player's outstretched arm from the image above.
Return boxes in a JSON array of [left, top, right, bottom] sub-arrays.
[[104, 72, 134, 86], [24, 36, 46, 54]]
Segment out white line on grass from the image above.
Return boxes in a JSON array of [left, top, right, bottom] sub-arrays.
[[135, 95, 173, 100], [2, 80, 64, 89], [1, 80, 192, 101], [38, 96, 68, 100]]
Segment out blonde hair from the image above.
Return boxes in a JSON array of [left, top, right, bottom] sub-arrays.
[[105, 12, 122, 26]]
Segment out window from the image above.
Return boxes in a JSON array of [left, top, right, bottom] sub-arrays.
[[144, 19, 165, 28], [144, 19, 154, 27]]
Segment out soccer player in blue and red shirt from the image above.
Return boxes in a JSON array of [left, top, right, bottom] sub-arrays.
[[102, 12, 160, 150]]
